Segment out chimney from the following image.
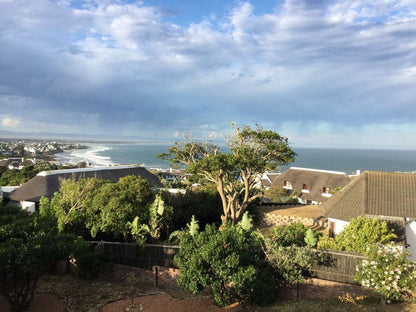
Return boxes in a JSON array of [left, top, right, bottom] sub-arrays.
[[356, 169, 361, 175]]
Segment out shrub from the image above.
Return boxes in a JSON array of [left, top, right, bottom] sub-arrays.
[[317, 217, 397, 253], [0, 206, 74, 312], [161, 188, 222, 231], [269, 223, 308, 247], [174, 224, 274, 306], [355, 244, 416, 302], [71, 238, 112, 279], [304, 229, 320, 247]]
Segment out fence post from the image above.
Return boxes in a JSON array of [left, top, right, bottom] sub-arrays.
[[153, 266, 159, 287]]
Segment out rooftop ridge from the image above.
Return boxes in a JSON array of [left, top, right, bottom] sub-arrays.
[[37, 165, 143, 177], [289, 167, 347, 175]]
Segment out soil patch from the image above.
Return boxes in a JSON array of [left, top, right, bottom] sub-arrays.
[[100, 293, 241, 312], [0, 293, 65, 312]]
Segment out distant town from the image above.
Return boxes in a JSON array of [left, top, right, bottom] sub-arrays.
[[0, 139, 88, 160]]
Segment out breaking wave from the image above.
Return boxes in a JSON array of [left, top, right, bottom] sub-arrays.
[[55, 144, 114, 166]]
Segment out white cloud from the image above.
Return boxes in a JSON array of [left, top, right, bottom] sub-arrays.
[[2, 117, 21, 127], [0, 1, 415, 147]]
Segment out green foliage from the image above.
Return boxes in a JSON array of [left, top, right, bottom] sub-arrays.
[[128, 216, 150, 246], [239, 211, 253, 231], [161, 188, 222, 231], [0, 205, 74, 312], [169, 215, 200, 243], [317, 217, 397, 253], [70, 237, 112, 280], [128, 193, 173, 245], [269, 223, 309, 247], [51, 175, 154, 240], [264, 245, 321, 286], [187, 215, 200, 236], [159, 123, 296, 224], [355, 245, 416, 302], [304, 229, 320, 247], [174, 224, 275, 306], [263, 186, 296, 203], [0, 162, 73, 186]]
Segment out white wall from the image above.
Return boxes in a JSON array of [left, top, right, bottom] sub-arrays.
[[21, 201, 36, 213], [328, 218, 350, 236], [406, 221, 416, 261]]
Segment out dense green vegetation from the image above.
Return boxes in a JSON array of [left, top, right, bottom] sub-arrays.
[[175, 223, 275, 306], [0, 203, 74, 312], [317, 216, 397, 253], [159, 123, 296, 224], [317, 217, 416, 302], [0, 162, 74, 186]]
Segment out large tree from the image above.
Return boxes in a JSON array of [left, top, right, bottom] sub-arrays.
[[159, 123, 296, 224]]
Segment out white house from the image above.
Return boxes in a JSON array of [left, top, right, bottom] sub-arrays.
[[321, 171, 416, 260], [271, 167, 353, 205]]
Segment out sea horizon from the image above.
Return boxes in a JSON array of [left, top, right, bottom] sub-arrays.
[[54, 143, 416, 174]]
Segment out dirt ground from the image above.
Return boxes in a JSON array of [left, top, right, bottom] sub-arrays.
[[101, 293, 241, 312], [0, 293, 65, 312], [0, 264, 242, 312], [0, 292, 241, 312]]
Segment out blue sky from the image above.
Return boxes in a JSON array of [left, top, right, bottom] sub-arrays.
[[0, 0, 416, 149]]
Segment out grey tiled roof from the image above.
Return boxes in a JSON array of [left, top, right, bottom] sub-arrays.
[[322, 171, 416, 221]]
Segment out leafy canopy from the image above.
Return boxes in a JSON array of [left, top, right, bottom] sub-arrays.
[[317, 216, 397, 253], [159, 123, 296, 224]]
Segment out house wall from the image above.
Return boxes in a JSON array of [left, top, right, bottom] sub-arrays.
[[406, 221, 416, 261], [328, 218, 349, 236], [9, 200, 36, 213]]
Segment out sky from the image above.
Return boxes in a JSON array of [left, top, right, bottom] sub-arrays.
[[0, 0, 416, 149]]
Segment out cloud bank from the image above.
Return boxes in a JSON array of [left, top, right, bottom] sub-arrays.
[[0, 0, 415, 148]]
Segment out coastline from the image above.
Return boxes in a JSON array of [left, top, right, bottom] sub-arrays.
[[51, 144, 416, 173]]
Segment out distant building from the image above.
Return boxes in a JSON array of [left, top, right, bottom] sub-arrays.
[[322, 171, 416, 260], [6, 165, 162, 212], [272, 167, 353, 205], [0, 158, 35, 170], [159, 169, 186, 182], [260, 171, 281, 189]]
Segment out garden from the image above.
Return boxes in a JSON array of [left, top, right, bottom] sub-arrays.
[[1, 124, 416, 311]]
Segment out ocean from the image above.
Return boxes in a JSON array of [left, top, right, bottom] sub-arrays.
[[55, 143, 416, 174]]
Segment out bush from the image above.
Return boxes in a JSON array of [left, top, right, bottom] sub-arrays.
[[174, 224, 275, 306], [355, 244, 416, 302], [269, 223, 308, 247], [317, 217, 397, 253], [0, 206, 74, 312], [161, 188, 222, 231], [71, 238, 112, 279]]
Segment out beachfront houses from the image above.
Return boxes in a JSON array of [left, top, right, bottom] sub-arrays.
[[5, 165, 162, 212], [271, 167, 353, 205], [322, 171, 416, 260], [0, 158, 36, 170]]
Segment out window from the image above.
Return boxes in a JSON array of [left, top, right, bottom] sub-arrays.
[[283, 181, 292, 189], [323, 187, 331, 194], [303, 184, 308, 190]]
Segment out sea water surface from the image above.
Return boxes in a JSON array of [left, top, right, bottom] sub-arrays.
[[55, 143, 416, 173]]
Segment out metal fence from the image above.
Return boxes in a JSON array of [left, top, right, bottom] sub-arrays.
[[91, 241, 180, 269], [91, 241, 366, 285], [312, 249, 366, 284]]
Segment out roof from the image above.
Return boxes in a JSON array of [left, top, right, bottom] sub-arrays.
[[8, 165, 162, 203], [272, 167, 351, 203], [322, 171, 416, 221], [261, 172, 281, 187]]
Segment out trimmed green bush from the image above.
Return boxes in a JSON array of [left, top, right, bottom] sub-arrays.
[[269, 222, 308, 247], [174, 224, 275, 306]]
